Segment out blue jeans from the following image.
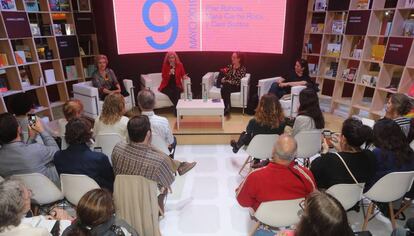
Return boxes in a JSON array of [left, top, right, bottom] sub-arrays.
[[268, 82, 289, 99]]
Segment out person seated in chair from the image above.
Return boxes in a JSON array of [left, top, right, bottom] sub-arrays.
[[385, 93, 412, 137], [137, 89, 177, 158], [54, 118, 115, 191], [0, 113, 60, 186], [111, 116, 196, 213], [219, 52, 247, 115], [57, 99, 84, 137], [236, 134, 316, 211], [268, 59, 313, 99]]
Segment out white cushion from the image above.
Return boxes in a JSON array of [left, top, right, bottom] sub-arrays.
[[208, 86, 222, 100]]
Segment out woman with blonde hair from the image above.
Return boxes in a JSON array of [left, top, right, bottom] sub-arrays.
[[62, 189, 138, 236], [230, 94, 285, 154], [92, 54, 126, 100], [159, 51, 188, 115], [93, 93, 129, 141]]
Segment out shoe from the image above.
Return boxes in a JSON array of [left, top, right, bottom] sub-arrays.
[[224, 107, 231, 116], [230, 140, 239, 153], [177, 162, 197, 176]]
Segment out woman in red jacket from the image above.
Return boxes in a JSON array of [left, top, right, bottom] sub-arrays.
[[159, 52, 188, 113]]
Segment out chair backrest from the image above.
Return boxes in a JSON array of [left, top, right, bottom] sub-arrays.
[[11, 173, 64, 205], [239, 73, 251, 105], [245, 134, 279, 160], [94, 133, 123, 164], [294, 130, 322, 159], [290, 85, 307, 117], [327, 183, 365, 210], [151, 134, 170, 155], [141, 73, 162, 89], [113, 175, 160, 236], [60, 174, 100, 206], [364, 171, 414, 202], [254, 198, 304, 228]]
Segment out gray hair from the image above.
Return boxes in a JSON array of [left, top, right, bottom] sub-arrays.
[[272, 134, 298, 161], [137, 89, 156, 110], [0, 180, 27, 232]]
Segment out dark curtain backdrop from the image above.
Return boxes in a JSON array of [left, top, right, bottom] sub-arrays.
[[91, 0, 308, 97]]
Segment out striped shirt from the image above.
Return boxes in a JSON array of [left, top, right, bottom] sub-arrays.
[[111, 142, 175, 189], [394, 117, 411, 137], [141, 111, 174, 145]]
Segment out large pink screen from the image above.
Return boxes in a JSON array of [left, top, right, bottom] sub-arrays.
[[113, 0, 286, 54]]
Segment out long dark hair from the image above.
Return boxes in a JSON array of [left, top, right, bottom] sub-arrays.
[[297, 59, 309, 77], [295, 191, 353, 236], [298, 88, 324, 129], [342, 118, 373, 149], [373, 118, 414, 167]]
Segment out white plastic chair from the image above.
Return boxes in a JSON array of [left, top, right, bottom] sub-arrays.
[[250, 198, 304, 236], [94, 133, 123, 165], [362, 171, 414, 230], [60, 174, 100, 206], [294, 130, 322, 167], [327, 183, 365, 211], [239, 134, 279, 175], [11, 173, 64, 205], [151, 134, 170, 155]]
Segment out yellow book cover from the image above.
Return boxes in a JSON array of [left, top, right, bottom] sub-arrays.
[[0, 54, 8, 67], [371, 45, 385, 61]]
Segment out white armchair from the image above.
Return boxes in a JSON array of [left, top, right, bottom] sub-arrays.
[[140, 73, 192, 109], [257, 77, 306, 117], [73, 79, 135, 119], [201, 72, 251, 112]]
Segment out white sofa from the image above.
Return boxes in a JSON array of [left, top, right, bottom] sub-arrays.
[[257, 77, 306, 117], [201, 72, 251, 112], [73, 79, 135, 119], [140, 73, 192, 109]]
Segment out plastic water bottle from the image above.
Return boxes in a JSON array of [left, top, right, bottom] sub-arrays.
[[188, 92, 192, 101]]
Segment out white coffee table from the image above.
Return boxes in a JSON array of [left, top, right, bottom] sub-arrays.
[[176, 99, 225, 130]]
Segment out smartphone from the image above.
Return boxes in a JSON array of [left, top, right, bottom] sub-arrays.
[[27, 114, 36, 126], [323, 130, 334, 148], [93, 147, 103, 153]]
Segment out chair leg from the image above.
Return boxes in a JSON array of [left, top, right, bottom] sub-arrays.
[[389, 202, 397, 230], [362, 202, 374, 231], [394, 199, 412, 220], [249, 222, 260, 236], [239, 156, 252, 176]]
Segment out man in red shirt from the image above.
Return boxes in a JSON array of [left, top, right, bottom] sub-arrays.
[[236, 134, 316, 211]]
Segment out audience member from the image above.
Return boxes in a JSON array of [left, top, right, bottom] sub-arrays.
[[236, 134, 315, 211], [276, 191, 353, 236], [62, 189, 138, 236], [58, 99, 83, 137], [385, 93, 412, 137], [365, 119, 414, 191], [0, 113, 60, 186], [310, 118, 376, 190], [111, 116, 196, 212], [137, 89, 177, 157], [91, 54, 122, 100], [292, 88, 325, 136], [230, 94, 285, 154], [93, 93, 129, 142], [219, 52, 247, 115], [54, 118, 114, 191]]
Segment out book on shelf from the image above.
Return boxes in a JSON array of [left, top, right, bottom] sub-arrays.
[[0, 69, 8, 92], [304, 43, 313, 54], [38, 46, 53, 60], [405, 0, 414, 8], [341, 68, 357, 82], [19, 68, 31, 87], [327, 43, 341, 57], [30, 23, 41, 37], [403, 19, 414, 37], [41, 25, 52, 36], [79, 47, 86, 56], [357, 0, 370, 9], [308, 63, 318, 76], [83, 64, 96, 77], [1, 0, 17, 11], [352, 49, 363, 59], [24, 0, 39, 11], [44, 69, 56, 84], [78, 0, 91, 12], [0, 54, 8, 67], [314, 0, 327, 11], [14, 51, 26, 65], [325, 62, 339, 77], [53, 24, 63, 36], [332, 20, 344, 34], [371, 45, 385, 61], [65, 65, 78, 80], [49, 0, 70, 11], [311, 23, 324, 33], [15, 45, 33, 62], [64, 24, 75, 35], [384, 22, 392, 36], [361, 75, 378, 87]]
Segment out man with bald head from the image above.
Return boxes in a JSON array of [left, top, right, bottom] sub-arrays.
[[236, 134, 316, 211]]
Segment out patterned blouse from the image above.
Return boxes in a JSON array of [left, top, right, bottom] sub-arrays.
[[91, 68, 119, 96], [224, 64, 247, 86]]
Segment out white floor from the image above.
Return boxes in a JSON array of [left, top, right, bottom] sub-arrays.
[[159, 145, 414, 236]]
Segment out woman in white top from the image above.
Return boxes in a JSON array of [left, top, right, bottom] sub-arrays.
[[93, 93, 129, 141], [292, 88, 325, 136]]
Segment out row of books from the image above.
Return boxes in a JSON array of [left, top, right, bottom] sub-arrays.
[[0, 0, 38, 11], [30, 23, 75, 37], [1, 0, 91, 12], [313, 0, 414, 12]]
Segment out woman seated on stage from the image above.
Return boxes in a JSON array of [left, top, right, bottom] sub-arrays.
[[219, 52, 247, 115], [159, 51, 188, 114], [92, 54, 128, 100], [292, 88, 325, 136], [230, 94, 285, 154], [269, 59, 313, 99]]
